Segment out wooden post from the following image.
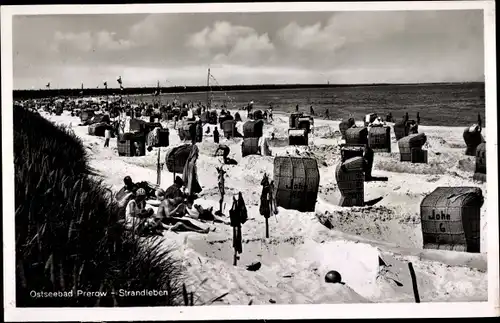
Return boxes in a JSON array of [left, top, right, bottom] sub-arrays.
[[265, 217, 269, 238], [156, 146, 161, 186], [233, 227, 238, 266], [408, 262, 420, 303]]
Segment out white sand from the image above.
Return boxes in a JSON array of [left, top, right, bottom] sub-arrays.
[[42, 109, 488, 305]]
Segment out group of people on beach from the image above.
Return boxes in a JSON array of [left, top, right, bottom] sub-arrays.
[[118, 143, 232, 236]]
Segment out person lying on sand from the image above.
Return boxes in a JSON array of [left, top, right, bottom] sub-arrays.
[[155, 189, 210, 234]]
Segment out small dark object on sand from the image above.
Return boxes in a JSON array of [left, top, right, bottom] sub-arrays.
[[246, 262, 262, 272], [325, 270, 342, 284], [269, 299, 276, 304]]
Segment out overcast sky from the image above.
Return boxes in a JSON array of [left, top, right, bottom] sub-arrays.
[[13, 10, 484, 89]]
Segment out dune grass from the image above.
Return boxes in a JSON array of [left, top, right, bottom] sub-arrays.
[[14, 107, 184, 307]]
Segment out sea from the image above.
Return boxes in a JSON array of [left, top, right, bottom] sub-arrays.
[[128, 82, 486, 127]]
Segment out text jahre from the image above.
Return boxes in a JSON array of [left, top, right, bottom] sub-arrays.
[[429, 210, 451, 221]]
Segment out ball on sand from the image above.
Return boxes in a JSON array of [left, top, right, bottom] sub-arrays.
[[325, 270, 342, 284]]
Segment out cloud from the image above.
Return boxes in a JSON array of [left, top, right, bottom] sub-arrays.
[[50, 30, 135, 53], [186, 21, 275, 65]]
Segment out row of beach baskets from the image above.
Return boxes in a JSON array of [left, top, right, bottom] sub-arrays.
[[117, 120, 170, 157], [272, 155, 484, 254]]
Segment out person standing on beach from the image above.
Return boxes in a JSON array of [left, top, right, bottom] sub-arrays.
[[182, 144, 202, 198], [196, 120, 203, 143], [213, 126, 220, 144], [268, 106, 274, 122], [295, 104, 299, 112], [104, 126, 112, 147], [310, 106, 315, 116], [325, 108, 330, 120]]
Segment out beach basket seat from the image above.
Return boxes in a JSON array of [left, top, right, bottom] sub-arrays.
[[339, 118, 355, 139], [274, 156, 320, 212], [340, 144, 374, 180], [408, 120, 419, 134], [252, 110, 264, 120], [208, 110, 218, 124], [288, 128, 308, 146], [178, 121, 196, 141], [345, 127, 368, 145], [241, 137, 261, 157], [147, 128, 169, 148], [88, 122, 108, 137], [200, 111, 209, 124], [398, 133, 428, 163], [335, 157, 365, 207], [165, 144, 193, 174], [117, 132, 146, 157], [219, 114, 234, 128], [80, 109, 95, 125], [297, 117, 312, 134], [393, 121, 410, 141], [243, 120, 264, 138], [463, 126, 485, 156], [473, 142, 486, 182], [222, 120, 239, 139], [420, 186, 484, 253], [364, 113, 378, 127], [143, 122, 162, 136], [289, 112, 304, 128], [368, 126, 391, 152]]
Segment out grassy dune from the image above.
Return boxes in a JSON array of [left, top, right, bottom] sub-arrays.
[[14, 107, 184, 307]]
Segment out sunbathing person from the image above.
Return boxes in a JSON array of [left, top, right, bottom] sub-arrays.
[[155, 189, 209, 234]]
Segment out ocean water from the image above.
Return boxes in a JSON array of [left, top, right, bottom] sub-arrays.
[[133, 82, 485, 127]]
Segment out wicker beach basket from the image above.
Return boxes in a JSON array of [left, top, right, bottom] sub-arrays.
[[88, 122, 108, 137], [117, 132, 146, 157], [147, 128, 170, 148], [473, 142, 486, 182], [345, 127, 368, 145], [80, 109, 95, 124], [364, 113, 378, 127], [273, 156, 320, 212], [289, 113, 304, 128], [368, 126, 391, 152], [165, 144, 193, 174], [297, 117, 312, 134], [335, 157, 365, 207], [241, 137, 261, 157], [393, 121, 410, 141], [143, 122, 162, 135], [463, 127, 485, 156], [288, 128, 308, 146], [398, 133, 427, 163], [339, 118, 355, 139], [420, 186, 484, 253], [222, 120, 237, 139], [251, 110, 264, 120], [243, 120, 264, 138]]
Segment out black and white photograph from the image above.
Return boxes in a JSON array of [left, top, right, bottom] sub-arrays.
[[2, 1, 498, 321]]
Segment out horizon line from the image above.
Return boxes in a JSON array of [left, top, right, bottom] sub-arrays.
[[14, 81, 485, 91]]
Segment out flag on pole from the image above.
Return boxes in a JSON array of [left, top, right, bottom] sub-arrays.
[[117, 76, 124, 90]]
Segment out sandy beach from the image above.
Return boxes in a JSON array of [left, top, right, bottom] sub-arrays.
[[41, 109, 488, 305]]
